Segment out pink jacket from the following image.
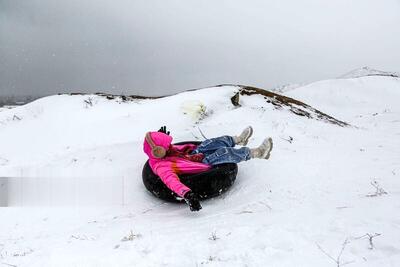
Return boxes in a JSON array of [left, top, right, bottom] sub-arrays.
[[143, 132, 211, 197]]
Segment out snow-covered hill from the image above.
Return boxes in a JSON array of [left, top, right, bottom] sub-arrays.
[[0, 75, 400, 266], [339, 66, 400, 79]]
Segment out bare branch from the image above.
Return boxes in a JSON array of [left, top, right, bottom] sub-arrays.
[[355, 233, 381, 250], [316, 243, 337, 263], [366, 181, 387, 197], [70, 234, 95, 241], [258, 201, 272, 211], [316, 238, 353, 267], [121, 230, 141, 242], [280, 136, 293, 143], [197, 127, 208, 140], [12, 115, 21, 121], [190, 132, 200, 140], [208, 231, 219, 241], [337, 239, 350, 263]]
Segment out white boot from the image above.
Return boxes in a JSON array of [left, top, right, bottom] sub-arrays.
[[233, 126, 253, 146], [250, 137, 273, 159]]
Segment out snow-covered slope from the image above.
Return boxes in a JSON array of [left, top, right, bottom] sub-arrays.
[[339, 66, 400, 79], [0, 76, 400, 266]]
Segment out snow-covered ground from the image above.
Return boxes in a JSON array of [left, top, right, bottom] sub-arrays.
[[0, 74, 399, 266]]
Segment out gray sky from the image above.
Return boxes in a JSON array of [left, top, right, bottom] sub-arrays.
[[1, 0, 400, 97]]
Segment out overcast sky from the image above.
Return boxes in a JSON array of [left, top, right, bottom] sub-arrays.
[[1, 0, 400, 97]]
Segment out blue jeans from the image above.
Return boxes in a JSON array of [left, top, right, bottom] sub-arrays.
[[192, 136, 251, 166]]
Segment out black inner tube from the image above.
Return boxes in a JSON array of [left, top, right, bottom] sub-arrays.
[[142, 141, 238, 202]]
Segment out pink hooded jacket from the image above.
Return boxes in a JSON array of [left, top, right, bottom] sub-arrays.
[[143, 132, 211, 197]]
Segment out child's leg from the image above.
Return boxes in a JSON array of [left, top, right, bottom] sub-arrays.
[[193, 127, 253, 155], [202, 147, 251, 165], [193, 136, 235, 154], [202, 137, 273, 165]]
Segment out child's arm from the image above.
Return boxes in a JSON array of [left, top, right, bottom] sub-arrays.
[[154, 164, 191, 198], [171, 144, 198, 153]]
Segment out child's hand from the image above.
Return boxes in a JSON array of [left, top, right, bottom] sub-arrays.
[[184, 191, 202, 212], [158, 126, 170, 135]]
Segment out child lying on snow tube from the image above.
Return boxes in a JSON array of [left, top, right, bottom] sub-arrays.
[[143, 126, 273, 212]]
